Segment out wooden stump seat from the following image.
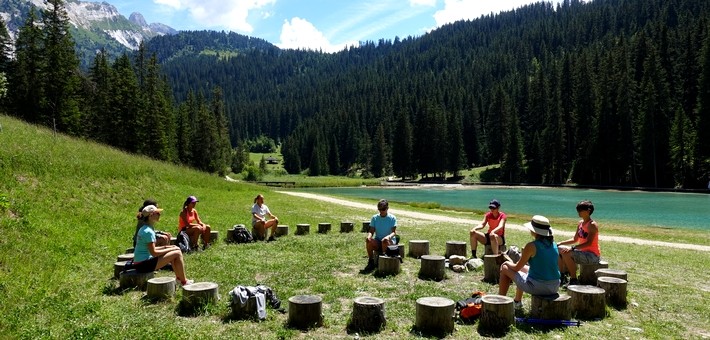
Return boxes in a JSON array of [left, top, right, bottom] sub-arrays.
[[317, 223, 331, 234], [125, 247, 134, 254], [209, 230, 219, 244], [288, 295, 323, 329], [340, 221, 354, 233], [595, 268, 628, 281], [530, 294, 572, 320], [415, 297, 455, 335], [146, 277, 176, 300], [117, 253, 134, 262], [119, 269, 154, 290], [296, 224, 310, 235], [419, 255, 446, 281], [483, 254, 504, 283], [568, 285, 606, 320], [377, 255, 401, 276], [226, 228, 236, 243], [597, 276, 627, 308], [361, 221, 370, 233], [275, 224, 289, 237], [484, 243, 507, 255], [444, 241, 467, 258], [182, 282, 220, 310], [396, 244, 405, 258], [479, 295, 514, 334], [348, 296, 386, 333], [114, 261, 129, 279], [579, 260, 609, 285], [408, 240, 430, 258], [231, 295, 258, 319]]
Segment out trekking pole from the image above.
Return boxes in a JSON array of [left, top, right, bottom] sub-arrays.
[[515, 317, 582, 327]]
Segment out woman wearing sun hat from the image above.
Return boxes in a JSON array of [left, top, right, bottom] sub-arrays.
[[498, 215, 560, 310], [178, 195, 211, 251], [134, 205, 193, 287]]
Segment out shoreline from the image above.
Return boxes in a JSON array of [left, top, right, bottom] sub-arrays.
[[278, 191, 710, 252], [380, 180, 710, 194]]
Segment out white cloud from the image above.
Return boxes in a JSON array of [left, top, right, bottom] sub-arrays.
[[152, 0, 276, 33], [277, 17, 357, 53]]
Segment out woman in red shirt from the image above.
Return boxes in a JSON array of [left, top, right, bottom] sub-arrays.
[[470, 199, 507, 258], [178, 195, 211, 251]]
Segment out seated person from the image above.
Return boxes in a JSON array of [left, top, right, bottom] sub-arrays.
[[178, 195, 211, 251], [251, 194, 279, 241], [557, 200, 601, 286], [362, 199, 397, 273], [470, 199, 506, 258], [499, 215, 560, 310], [132, 198, 170, 247]]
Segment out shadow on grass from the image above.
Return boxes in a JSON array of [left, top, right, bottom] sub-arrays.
[[409, 325, 452, 339], [101, 280, 135, 296]]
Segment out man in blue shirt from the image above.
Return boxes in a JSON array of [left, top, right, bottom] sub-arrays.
[[362, 199, 397, 273]]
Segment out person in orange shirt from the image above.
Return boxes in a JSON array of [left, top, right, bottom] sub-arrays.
[[557, 200, 601, 287], [469, 199, 506, 258], [178, 195, 211, 251]]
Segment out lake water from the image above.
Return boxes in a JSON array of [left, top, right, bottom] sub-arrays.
[[302, 186, 710, 231]]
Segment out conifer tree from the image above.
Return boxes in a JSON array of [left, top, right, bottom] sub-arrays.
[[693, 29, 710, 187], [109, 54, 141, 152], [371, 123, 387, 178], [86, 49, 112, 142], [9, 8, 44, 123], [0, 19, 11, 73], [392, 109, 415, 179]]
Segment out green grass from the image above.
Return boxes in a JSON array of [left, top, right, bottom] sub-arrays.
[[1, 115, 709, 339]]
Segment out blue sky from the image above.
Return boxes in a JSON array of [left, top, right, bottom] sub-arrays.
[[89, 0, 566, 52]]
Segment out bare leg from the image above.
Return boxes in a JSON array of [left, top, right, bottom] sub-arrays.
[[559, 246, 578, 279], [490, 234, 500, 255], [499, 263, 515, 295], [156, 248, 187, 282], [469, 229, 485, 255]]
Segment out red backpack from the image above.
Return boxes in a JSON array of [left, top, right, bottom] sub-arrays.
[[456, 291, 486, 322]]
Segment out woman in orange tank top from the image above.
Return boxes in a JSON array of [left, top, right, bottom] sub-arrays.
[[556, 200, 601, 286]]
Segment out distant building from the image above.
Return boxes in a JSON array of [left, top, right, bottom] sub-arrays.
[[266, 156, 279, 164]]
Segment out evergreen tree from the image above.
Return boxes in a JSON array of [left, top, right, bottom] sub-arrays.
[[0, 18, 11, 73], [447, 108, 467, 177], [86, 49, 112, 142], [109, 54, 141, 152], [9, 8, 44, 123], [371, 123, 387, 177], [211, 86, 232, 175], [693, 29, 710, 187], [392, 109, 415, 179]]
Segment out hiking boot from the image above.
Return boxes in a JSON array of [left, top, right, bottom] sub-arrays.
[[360, 259, 376, 274], [267, 236, 276, 242], [202, 243, 210, 251], [471, 251, 477, 259], [514, 300, 523, 310], [560, 273, 569, 285]]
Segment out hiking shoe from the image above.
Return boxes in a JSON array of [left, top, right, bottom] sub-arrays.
[[514, 300, 523, 310], [360, 259, 376, 274], [267, 236, 276, 242], [202, 243, 210, 251]]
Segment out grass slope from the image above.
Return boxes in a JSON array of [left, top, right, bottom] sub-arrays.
[[0, 115, 708, 339]]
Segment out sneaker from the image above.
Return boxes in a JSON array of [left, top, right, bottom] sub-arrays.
[[514, 300, 523, 310]]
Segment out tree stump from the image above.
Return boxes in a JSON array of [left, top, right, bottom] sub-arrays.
[[419, 255, 446, 281], [597, 276, 627, 308], [231, 295, 258, 319], [377, 255, 400, 276], [348, 296, 386, 333], [275, 225, 289, 237], [445, 241, 467, 258], [296, 224, 310, 235], [226, 228, 236, 243], [182, 282, 220, 310], [397, 244, 405, 258], [595, 268, 628, 281], [479, 295, 514, 333], [530, 294, 572, 320], [415, 297, 455, 335], [361, 221, 370, 233], [408, 240, 430, 258], [340, 221, 354, 233], [170, 237, 177, 246], [579, 260, 609, 285], [209, 230, 219, 244], [568, 285, 606, 320], [146, 277, 176, 301], [483, 254, 504, 283], [317, 223, 331, 234], [114, 261, 130, 279], [288, 295, 323, 329], [117, 253, 134, 262], [119, 269, 154, 290], [484, 243, 507, 255], [125, 247, 134, 254]]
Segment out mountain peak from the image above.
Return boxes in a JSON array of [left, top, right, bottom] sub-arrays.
[[128, 12, 147, 27]]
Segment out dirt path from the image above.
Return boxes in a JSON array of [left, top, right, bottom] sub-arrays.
[[279, 191, 710, 252]]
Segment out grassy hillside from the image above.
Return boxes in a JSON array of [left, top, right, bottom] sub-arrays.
[[0, 115, 708, 339]]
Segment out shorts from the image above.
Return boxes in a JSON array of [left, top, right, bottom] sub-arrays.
[[485, 233, 505, 246], [132, 257, 159, 273], [513, 271, 560, 296], [571, 250, 600, 265]]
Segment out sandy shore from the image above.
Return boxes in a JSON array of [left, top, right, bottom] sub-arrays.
[[279, 191, 710, 252]]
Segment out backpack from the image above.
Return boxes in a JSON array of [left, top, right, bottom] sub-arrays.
[[456, 291, 486, 322], [234, 225, 254, 244], [177, 230, 191, 253]]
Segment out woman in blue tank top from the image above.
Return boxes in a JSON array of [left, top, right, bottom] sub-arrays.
[[499, 215, 560, 310]]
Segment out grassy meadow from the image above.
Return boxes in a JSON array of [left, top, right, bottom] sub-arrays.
[[1, 115, 709, 339]]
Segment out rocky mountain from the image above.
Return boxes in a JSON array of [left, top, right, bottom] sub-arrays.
[[1, 0, 177, 66]]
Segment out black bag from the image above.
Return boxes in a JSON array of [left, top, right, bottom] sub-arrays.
[[385, 245, 403, 263], [177, 230, 191, 253], [234, 225, 254, 244]]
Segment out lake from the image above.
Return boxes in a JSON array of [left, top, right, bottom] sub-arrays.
[[302, 186, 710, 231]]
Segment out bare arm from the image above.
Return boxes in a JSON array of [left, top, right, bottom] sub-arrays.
[[505, 241, 535, 272]]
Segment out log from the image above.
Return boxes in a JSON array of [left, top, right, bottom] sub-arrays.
[[275, 225, 289, 237], [296, 224, 310, 235], [117, 253, 134, 262], [348, 297, 386, 333], [119, 269, 154, 290], [415, 297, 455, 335], [288, 295, 323, 329], [479, 295, 515, 333], [317, 223, 331, 234], [597, 276, 627, 308], [595, 268, 628, 281], [182, 282, 220, 310], [445, 241, 467, 258], [484, 243, 507, 255], [408, 240, 430, 258], [483, 254, 504, 283], [226, 228, 235, 243], [419, 255, 446, 281], [209, 230, 219, 244], [376, 255, 400, 276], [568, 285, 606, 320], [530, 294, 572, 320], [361, 221, 370, 233], [340, 221, 354, 233], [114, 261, 129, 279], [146, 277, 176, 301], [231, 295, 258, 319], [579, 260, 609, 285], [125, 247, 134, 254]]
